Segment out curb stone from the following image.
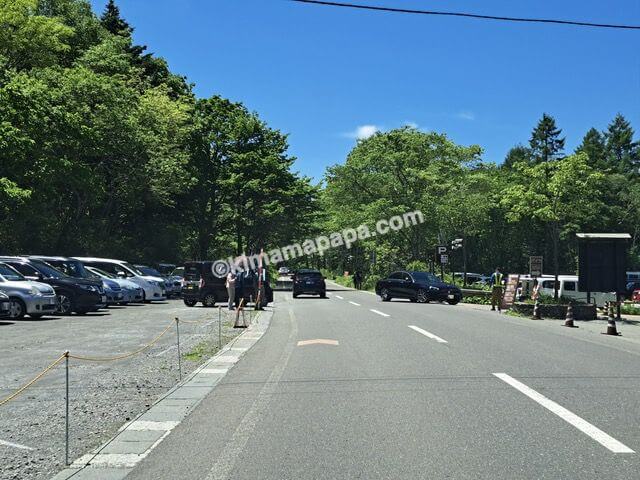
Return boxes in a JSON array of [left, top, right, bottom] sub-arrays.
[[50, 308, 273, 480]]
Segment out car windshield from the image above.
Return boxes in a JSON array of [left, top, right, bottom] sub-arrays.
[[49, 259, 87, 278], [297, 271, 321, 278], [138, 266, 162, 277], [411, 272, 441, 283], [0, 263, 25, 281], [87, 266, 116, 279], [122, 263, 143, 276], [30, 260, 67, 279]]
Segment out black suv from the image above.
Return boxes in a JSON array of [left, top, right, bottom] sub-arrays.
[[0, 257, 105, 315], [181, 261, 273, 308], [375, 270, 462, 304], [292, 269, 326, 298]]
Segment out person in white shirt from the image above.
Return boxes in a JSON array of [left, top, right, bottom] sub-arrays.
[[226, 271, 236, 310]]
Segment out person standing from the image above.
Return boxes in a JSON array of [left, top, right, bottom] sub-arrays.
[[531, 278, 540, 301], [226, 271, 236, 310], [489, 267, 504, 312], [353, 271, 362, 290]]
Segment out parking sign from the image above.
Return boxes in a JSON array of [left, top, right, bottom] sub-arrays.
[[529, 256, 543, 276]]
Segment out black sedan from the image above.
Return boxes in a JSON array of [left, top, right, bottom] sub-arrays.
[[375, 270, 462, 305]]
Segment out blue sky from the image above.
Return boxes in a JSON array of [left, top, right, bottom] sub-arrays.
[[90, 0, 640, 181]]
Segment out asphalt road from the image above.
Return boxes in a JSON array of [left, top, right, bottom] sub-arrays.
[[114, 284, 640, 480]]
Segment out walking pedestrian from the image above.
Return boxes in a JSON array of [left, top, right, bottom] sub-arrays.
[[531, 278, 540, 301], [353, 271, 362, 290], [489, 267, 504, 312], [226, 270, 236, 310]]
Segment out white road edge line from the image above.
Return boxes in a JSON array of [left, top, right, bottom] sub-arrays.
[[408, 325, 448, 344], [335, 295, 344, 300], [370, 309, 390, 317], [493, 373, 635, 454], [0, 439, 34, 451], [349, 301, 361, 306]]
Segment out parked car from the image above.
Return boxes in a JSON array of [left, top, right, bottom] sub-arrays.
[[181, 261, 273, 307], [135, 264, 180, 298], [29, 256, 124, 306], [74, 258, 166, 302], [85, 266, 143, 304], [292, 269, 326, 298], [0, 257, 104, 315], [0, 262, 57, 319], [625, 281, 640, 300], [631, 289, 640, 304], [523, 275, 616, 307], [375, 271, 462, 304], [278, 266, 290, 276], [0, 291, 10, 318]]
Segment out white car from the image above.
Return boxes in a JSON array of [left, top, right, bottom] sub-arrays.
[[278, 267, 290, 275], [74, 257, 166, 302], [0, 262, 57, 319]]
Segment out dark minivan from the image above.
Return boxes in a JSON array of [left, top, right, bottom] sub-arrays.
[[0, 257, 105, 314], [181, 261, 273, 308], [375, 270, 462, 304]]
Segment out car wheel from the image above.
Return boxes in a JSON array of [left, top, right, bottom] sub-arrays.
[[183, 298, 197, 307], [416, 289, 429, 303], [203, 294, 217, 307], [380, 288, 391, 302], [320, 291, 326, 298], [8, 298, 26, 319], [447, 299, 460, 305], [56, 294, 73, 315]]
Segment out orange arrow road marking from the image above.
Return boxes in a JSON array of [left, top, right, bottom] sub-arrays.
[[296, 339, 339, 346]]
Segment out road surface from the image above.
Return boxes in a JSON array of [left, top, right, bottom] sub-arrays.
[[123, 285, 640, 480]]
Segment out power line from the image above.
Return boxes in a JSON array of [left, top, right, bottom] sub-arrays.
[[290, 0, 640, 31]]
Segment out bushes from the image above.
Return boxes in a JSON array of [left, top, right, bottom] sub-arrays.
[[363, 274, 381, 291]]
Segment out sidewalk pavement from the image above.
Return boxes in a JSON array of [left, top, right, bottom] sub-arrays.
[[50, 308, 273, 480]]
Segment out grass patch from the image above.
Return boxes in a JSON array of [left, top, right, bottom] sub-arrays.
[[183, 340, 219, 362]]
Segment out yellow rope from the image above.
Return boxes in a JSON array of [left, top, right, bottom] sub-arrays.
[[68, 323, 173, 362], [0, 354, 66, 407]]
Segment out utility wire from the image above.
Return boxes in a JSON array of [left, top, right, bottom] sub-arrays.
[[290, 0, 640, 30]]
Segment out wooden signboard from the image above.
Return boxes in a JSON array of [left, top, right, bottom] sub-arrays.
[[501, 274, 520, 310]]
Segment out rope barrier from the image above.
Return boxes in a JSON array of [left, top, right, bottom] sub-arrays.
[[68, 323, 173, 362], [0, 353, 66, 407]]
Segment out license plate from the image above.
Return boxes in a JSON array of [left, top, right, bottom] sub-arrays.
[[305, 281, 313, 285], [48, 298, 56, 304], [447, 294, 455, 300]]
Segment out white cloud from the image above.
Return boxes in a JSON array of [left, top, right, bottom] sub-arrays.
[[403, 121, 419, 129], [455, 111, 476, 121], [344, 124, 380, 140]]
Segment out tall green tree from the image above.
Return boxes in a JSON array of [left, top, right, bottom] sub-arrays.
[[605, 113, 638, 174], [576, 127, 607, 169], [501, 154, 604, 298], [503, 144, 531, 168], [529, 113, 565, 163]]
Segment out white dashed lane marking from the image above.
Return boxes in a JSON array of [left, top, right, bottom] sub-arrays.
[[408, 325, 448, 344], [370, 309, 390, 317], [335, 295, 344, 300], [493, 373, 634, 454], [348, 301, 361, 306]]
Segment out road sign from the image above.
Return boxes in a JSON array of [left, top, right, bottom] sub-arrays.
[[529, 256, 543, 276], [436, 245, 447, 254], [439, 254, 449, 265]]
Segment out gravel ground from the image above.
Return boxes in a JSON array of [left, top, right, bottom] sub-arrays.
[[0, 299, 251, 480]]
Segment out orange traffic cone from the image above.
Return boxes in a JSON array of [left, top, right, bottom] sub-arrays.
[[602, 302, 620, 336]]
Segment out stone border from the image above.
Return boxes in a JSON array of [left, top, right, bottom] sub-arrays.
[[50, 308, 273, 480], [511, 302, 597, 320]]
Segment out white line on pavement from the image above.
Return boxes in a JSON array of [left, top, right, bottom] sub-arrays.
[[349, 301, 361, 306], [335, 295, 344, 300], [408, 325, 448, 343], [370, 309, 390, 317], [493, 373, 635, 454], [0, 439, 34, 451]]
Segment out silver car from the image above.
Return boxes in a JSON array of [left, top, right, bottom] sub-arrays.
[[0, 292, 10, 318], [0, 262, 57, 319], [85, 266, 144, 303]]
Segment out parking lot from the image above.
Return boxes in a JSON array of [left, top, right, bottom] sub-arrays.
[[0, 299, 245, 480]]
